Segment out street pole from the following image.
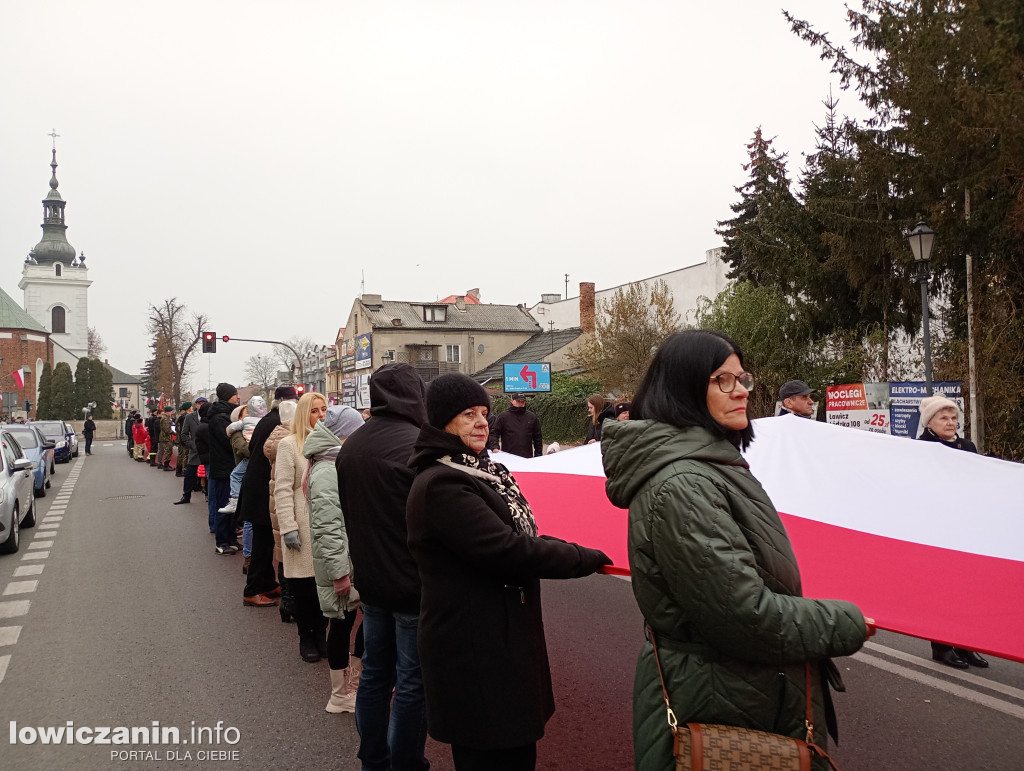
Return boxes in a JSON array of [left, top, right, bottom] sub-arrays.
[[964, 189, 982, 451], [920, 274, 933, 396]]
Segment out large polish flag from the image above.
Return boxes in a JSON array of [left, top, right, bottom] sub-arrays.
[[494, 416, 1024, 663]]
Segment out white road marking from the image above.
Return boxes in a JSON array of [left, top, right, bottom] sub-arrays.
[[0, 654, 10, 684], [0, 600, 31, 618], [20, 552, 48, 560], [0, 626, 21, 646], [2, 581, 37, 596], [853, 652, 1024, 721], [37, 523, 59, 529], [27, 541, 53, 550], [13, 565, 43, 577], [864, 641, 1024, 702]]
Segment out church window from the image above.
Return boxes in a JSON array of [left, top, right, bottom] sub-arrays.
[[51, 306, 66, 334], [55, 264, 62, 277]]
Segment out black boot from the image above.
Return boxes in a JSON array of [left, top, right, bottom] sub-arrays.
[[315, 624, 329, 659], [173, 496, 191, 505], [278, 565, 296, 624], [299, 633, 321, 663]]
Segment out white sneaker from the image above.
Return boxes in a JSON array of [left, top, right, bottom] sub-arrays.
[[218, 499, 238, 515]]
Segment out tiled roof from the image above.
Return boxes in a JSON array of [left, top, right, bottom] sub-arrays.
[[0, 286, 46, 332], [365, 300, 541, 333], [437, 293, 481, 304], [104, 362, 140, 384], [472, 327, 585, 380]]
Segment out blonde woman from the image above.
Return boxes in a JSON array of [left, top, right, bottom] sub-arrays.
[[274, 392, 330, 663]]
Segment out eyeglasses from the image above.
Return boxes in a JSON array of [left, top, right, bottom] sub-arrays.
[[710, 371, 754, 393]]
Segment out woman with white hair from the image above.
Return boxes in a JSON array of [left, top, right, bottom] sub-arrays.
[[304, 405, 366, 713], [917, 394, 988, 669]]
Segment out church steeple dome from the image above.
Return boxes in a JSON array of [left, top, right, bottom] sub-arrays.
[[29, 142, 77, 265]]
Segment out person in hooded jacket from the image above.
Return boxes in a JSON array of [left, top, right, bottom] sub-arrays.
[[489, 394, 542, 457], [336, 363, 430, 771], [208, 384, 242, 555], [304, 404, 366, 713], [132, 415, 150, 462], [916, 394, 989, 670], [240, 386, 297, 608], [407, 374, 611, 771], [175, 399, 205, 504], [602, 330, 871, 771]]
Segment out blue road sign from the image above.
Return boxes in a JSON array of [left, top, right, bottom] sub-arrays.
[[503, 362, 551, 393]]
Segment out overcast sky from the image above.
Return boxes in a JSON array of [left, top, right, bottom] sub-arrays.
[[1, 1, 868, 388]]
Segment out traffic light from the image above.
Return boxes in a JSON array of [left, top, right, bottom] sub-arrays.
[[24, 400, 32, 414], [202, 332, 217, 353], [296, 384, 305, 396]]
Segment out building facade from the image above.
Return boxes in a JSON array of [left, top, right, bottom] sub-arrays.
[[19, 148, 91, 368]]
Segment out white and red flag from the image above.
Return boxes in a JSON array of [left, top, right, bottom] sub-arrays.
[[493, 416, 1024, 663], [12, 368, 26, 389]]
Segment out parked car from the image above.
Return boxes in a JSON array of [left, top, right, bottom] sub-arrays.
[[67, 426, 79, 458], [5, 425, 53, 497], [0, 429, 38, 554], [32, 420, 71, 463]]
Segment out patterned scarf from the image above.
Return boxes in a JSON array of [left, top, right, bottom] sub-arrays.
[[437, 452, 538, 536]]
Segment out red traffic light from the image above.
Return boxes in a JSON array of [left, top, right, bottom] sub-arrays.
[[222, 335, 230, 343], [296, 384, 306, 395], [204, 332, 214, 340], [201, 332, 217, 354]]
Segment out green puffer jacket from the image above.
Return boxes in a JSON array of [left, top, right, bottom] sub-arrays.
[[602, 420, 866, 771], [302, 420, 359, 619]]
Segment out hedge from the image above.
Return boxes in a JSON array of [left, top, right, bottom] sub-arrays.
[[489, 391, 591, 446]]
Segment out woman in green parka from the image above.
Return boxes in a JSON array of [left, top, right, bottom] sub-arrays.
[[304, 404, 366, 714], [602, 330, 874, 770]]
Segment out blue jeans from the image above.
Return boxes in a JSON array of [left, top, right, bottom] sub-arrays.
[[242, 522, 253, 557], [229, 458, 248, 498], [356, 604, 429, 771], [208, 477, 234, 548]]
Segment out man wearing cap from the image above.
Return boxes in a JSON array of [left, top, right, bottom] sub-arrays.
[[175, 399, 205, 505], [157, 406, 177, 470], [489, 394, 543, 457], [778, 380, 815, 418], [208, 384, 241, 555], [174, 402, 193, 476], [146, 406, 161, 465], [241, 385, 298, 606]]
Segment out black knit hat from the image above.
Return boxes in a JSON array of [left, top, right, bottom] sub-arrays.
[[427, 374, 491, 429], [216, 382, 238, 401], [274, 385, 298, 401]]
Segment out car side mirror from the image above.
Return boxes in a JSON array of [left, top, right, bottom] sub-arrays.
[[12, 458, 36, 472], [42, 440, 56, 449]]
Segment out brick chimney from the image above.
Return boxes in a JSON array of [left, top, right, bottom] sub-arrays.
[[580, 282, 596, 333]]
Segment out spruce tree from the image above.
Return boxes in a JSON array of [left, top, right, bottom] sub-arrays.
[[88, 359, 114, 419], [50, 362, 75, 420], [73, 358, 92, 417], [35, 362, 54, 419]]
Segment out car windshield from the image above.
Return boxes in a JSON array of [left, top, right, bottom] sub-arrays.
[[6, 429, 38, 448], [32, 422, 65, 439]]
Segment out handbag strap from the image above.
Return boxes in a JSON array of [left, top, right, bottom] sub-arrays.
[[647, 625, 833, 764]]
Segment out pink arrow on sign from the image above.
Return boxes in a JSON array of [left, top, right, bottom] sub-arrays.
[[520, 365, 537, 389]]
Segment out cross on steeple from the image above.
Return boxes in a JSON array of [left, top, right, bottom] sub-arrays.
[[48, 128, 60, 150]]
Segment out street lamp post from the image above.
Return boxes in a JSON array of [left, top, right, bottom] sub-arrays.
[[907, 221, 936, 396]]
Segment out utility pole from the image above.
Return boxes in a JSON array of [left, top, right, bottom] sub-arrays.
[[965, 189, 982, 451], [564, 273, 569, 299]]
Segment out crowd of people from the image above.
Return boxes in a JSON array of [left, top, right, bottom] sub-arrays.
[[117, 328, 1005, 770]]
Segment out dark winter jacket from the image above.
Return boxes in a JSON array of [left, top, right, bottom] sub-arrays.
[[180, 411, 202, 467], [918, 427, 978, 453], [491, 405, 543, 458], [193, 414, 211, 467], [238, 407, 282, 527], [602, 420, 867, 771], [336, 363, 426, 614], [205, 400, 236, 479], [83, 419, 96, 438], [146, 414, 160, 444], [407, 424, 609, 748]]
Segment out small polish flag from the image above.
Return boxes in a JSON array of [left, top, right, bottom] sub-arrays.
[[12, 368, 26, 390]]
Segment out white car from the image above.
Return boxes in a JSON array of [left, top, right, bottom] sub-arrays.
[[67, 427, 79, 458], [0, 429, 38, 554]]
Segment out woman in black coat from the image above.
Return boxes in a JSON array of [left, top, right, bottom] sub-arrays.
[[916, 394, 988, 669], [406, 374, 610, 771]]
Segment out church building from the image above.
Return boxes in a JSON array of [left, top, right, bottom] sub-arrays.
[[19, 146, 91, 368]]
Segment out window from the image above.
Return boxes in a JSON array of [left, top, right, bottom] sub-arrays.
[[55, 264, 62, 277], [445, 345, 461, 363], [51, 306, 66, 334], [424, 306, 446, 322], [119, 387, 130, 398]]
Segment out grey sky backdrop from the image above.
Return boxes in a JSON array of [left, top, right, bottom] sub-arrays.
[[1, 1, 868, 389]]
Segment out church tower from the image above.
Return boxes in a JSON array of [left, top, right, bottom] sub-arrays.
[[19, 142, 91, 366]]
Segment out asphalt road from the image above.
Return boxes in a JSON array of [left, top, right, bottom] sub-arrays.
[[1, 442, 1022, 770]]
